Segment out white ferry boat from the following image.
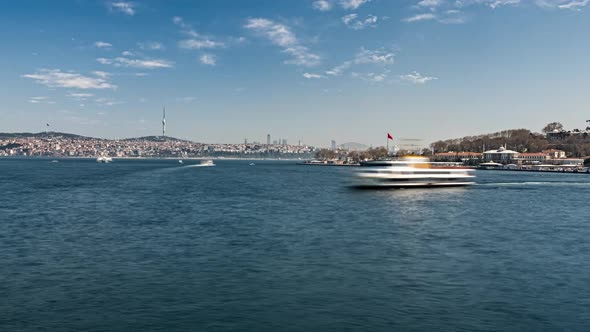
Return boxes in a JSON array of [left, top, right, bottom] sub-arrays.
[[353, 157, 475, 188]]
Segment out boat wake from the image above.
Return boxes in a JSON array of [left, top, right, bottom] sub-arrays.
[[478, 181, 590, 187]]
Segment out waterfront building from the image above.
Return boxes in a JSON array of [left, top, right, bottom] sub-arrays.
[[517, 152, 550, 164], [542, 149, 566, 159], [434, 152, 482, 162], [483, 147, 519, 164]]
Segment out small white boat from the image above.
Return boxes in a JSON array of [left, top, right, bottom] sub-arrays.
[[178, 160, 184, 164], [249, 163, 255, 166], [353, 156, 475, 188], [198, 159, 215, 167], [51, 160, 59, 163], [96, 156, 113, 163]]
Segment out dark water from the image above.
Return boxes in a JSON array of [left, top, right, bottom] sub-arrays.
[[1, 158, 589, 331]]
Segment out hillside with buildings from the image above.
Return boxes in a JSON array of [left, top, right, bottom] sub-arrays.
[[0, 132, 316, 159]]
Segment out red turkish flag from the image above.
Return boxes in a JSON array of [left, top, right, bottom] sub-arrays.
[[387, 133, 393, 140]]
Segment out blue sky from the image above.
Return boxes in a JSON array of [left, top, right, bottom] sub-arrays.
[[1, 0, 589, 147]]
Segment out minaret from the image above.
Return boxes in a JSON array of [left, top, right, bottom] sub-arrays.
[[162, 107, 166, 137]]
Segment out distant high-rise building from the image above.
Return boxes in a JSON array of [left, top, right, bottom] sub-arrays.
[[331, 140, 336, 150], [298, 140, 301, 147], [282, 139, 287, 145], [267, 134, 271, 145], [244, 138, 248, 144], [273, 140, 278, 145], [162, 107, 166, 137]]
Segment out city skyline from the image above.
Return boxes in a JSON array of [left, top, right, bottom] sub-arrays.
[[2, 0, 590, 147]]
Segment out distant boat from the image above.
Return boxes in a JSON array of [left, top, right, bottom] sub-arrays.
[[178, 160, 183, 164], [51, 160, 59, 163], [96, 156, 112, 163], [199, 159, 215, 167], [249, 163, 255, 166]]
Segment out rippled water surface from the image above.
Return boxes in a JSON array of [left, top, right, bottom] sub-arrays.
[[1, 158, 590, 331]]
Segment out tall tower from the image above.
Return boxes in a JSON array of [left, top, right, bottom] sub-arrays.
[[267, 134, 271, 145], [162, 107, 166, 137]]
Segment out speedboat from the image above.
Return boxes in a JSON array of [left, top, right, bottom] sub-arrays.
[[199, 159, 215, 167], [96, 156, 112, 163], [178, 160, 184, 164], [249, 163, 255, 166], [353, 156, 475, 188]]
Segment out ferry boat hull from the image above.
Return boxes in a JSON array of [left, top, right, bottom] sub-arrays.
[[352, 157, 476, 189]]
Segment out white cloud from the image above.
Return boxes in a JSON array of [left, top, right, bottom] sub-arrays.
[[403, 13, 437, 22], [417, 0, 444, 7], [178, 39, 224, 49], [488, 0, 520, 8], [303, 72, 324, 79], [557, 0, 589, 9], [325, 61, 352, 76], [200, 54, 216, 66], [244, 18, 320, 66], [313, 0, 333, 11], [342, 14, 378, 30], [340, 0, 371, 10], [97, 57, 174, 69], [354, 47, 394, 64], [138, 41, 164, 50], [92, 71, 110, 78], [29, 96, 51, 104], [109, 2, 135, 15], [400, 71, 438, 84], [23, 69, 116, 90], [94, 41, 112, 48], [174, 16, 226, 51], [351, 71, 389, 82], [121, 50, 135, 56], [67, 93, 94, 99], [95, 98, 121, 106]]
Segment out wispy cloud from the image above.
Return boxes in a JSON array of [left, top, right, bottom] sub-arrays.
[[400, 71, 438, 84], [94, 41, 112, 48], [354, 47, 394, 64], [67, 92, 94, 99], [312, 0, 333, 11], [557, 0, 589, 10], [109, 2, 135, 15], [326, 61, 352, 76], [23, 69, 116, 89], [178, 39, 224, 49], [417, 0, 445, 8], [403, 13, 437, 22], [138, 41, 164, 50], [244, 18, 320, 66], [28, 96, 55, 104], [340, 0, 371, 10], [352, 71, 389, 82], [200, 54, 216, 66], [303, 72, 324, 79], [97, 57, 174, 69], [173, 16, 226, 51], [342, 14, 378, 30]]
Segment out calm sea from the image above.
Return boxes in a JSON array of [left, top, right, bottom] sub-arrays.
[[1, 158, 589, 331]]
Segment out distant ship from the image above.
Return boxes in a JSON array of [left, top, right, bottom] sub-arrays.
[[353, 156, 475, 188], [198, 159, 215, 167], [96, 156, 113, 163]]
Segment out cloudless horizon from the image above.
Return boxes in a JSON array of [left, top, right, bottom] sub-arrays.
[[1, 0, 589, 147]]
